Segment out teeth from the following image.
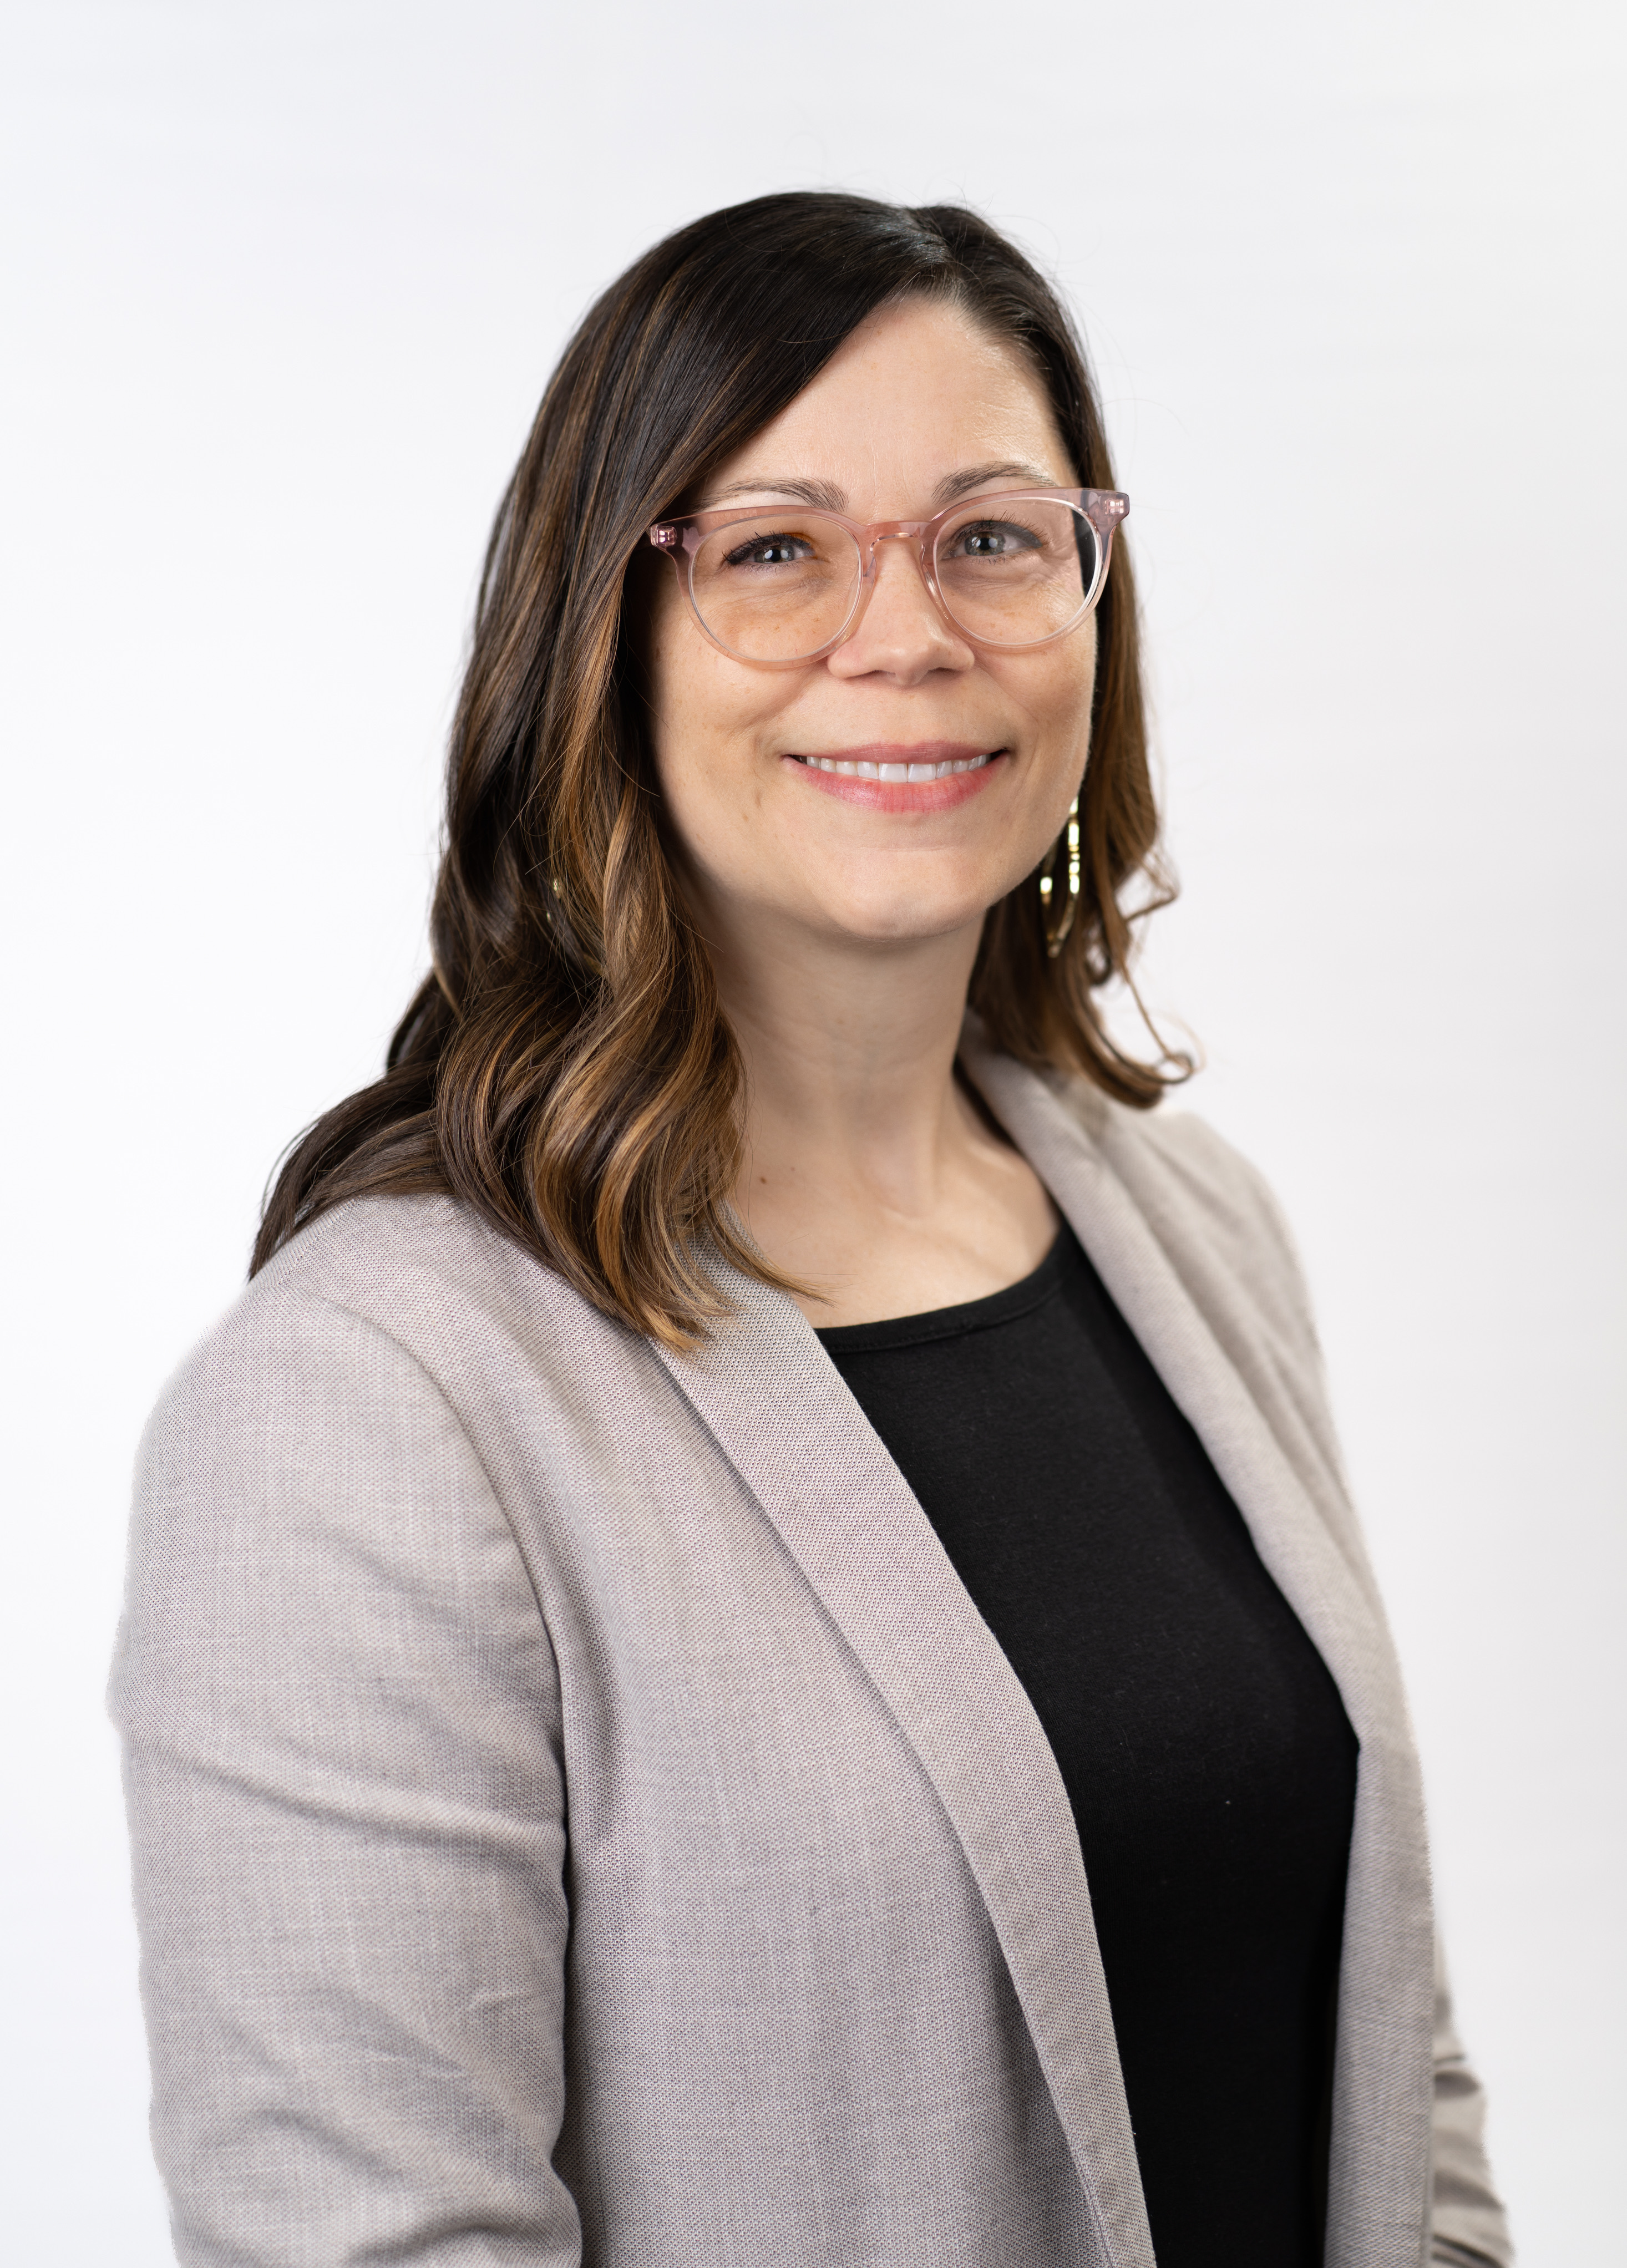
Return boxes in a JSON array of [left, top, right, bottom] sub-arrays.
[[804, 753, 992, 781]]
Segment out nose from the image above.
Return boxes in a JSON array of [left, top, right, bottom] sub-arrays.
[[826, 532, 974, 686]]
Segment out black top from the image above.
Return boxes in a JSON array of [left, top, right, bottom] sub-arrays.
[[816, 1224, 1358, 2268]]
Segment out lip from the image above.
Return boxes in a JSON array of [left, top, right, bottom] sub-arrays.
[[783, 742, 1006, 814]]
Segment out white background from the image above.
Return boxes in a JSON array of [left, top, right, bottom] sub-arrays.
[[2, 2, 1623, 2260]]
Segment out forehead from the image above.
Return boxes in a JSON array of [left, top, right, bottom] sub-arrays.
[[702, 297, 1073, 507]]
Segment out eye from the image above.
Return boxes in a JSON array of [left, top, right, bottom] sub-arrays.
[[946, 518, 1043, 560], [723, 532, 816, 569]]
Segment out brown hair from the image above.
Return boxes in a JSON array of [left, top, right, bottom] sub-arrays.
[[254, 191, 1184, 1342]]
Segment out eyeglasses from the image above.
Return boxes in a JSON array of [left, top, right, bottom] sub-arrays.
[[647, 486, 1128, 667]]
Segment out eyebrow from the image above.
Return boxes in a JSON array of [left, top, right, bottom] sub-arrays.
[[698, 460, 1062, 515], [932, 460, 1059, 506], [702, 475, 847, 510]]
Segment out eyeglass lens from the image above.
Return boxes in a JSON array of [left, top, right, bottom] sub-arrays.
[[688, 500, 1102, 662]]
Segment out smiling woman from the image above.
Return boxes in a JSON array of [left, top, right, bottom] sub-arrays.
[[244, 197, 1173, 1344], [111, 193, 1512, 2268]]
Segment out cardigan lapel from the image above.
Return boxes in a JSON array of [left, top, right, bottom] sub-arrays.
[[959, 1036, 1438, 2268], [655, 1272, 1155, 2268]]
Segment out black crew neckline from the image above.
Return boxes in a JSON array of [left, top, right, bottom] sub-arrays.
[[813, 1225, 1068, 1355]]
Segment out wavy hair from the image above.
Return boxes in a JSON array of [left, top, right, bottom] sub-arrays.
[[254, 191, 1184, 1343]]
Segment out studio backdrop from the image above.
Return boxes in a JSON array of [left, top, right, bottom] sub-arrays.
[[1, 2, 1621, 2260]]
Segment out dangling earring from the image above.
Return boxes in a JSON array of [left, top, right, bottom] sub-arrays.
[[1038, 794, 1081, 959]]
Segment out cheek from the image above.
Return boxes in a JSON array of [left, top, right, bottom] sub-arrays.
[[991, 622, 1098, 787], [647, 593, 805, 800], [1005, 629, 1098, 872], [1038, 619, 1099, 740], [644, 597, 790, 883], [646, 608, 746, 844]]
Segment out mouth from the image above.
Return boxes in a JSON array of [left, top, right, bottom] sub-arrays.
[[784, 742, 1006, 813]]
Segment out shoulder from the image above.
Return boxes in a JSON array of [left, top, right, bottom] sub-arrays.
[[985, 1057, 1364, 1525], [133, 1193, 530, 1512], [962, 1026, 1325, 1368], [119, 1195, 603, 1731], [1081, 1085, 1324, 1359], [146, 1194, 626, 1450], [114, 1195, 570, 1787], [963, 1022, 1296, 1274], [1096, 1097, 1301, 1270], [134, 1190, 685, 1538], [128, 1196, 646, 1636], [217, 1190, 550, 1352], [139, 1199, 461, 1485]]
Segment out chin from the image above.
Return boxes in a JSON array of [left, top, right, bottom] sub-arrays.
[[812, 875, 1002, 946]]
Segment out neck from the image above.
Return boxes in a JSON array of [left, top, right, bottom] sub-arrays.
[[691, 890, 1058, 1326], [713, 911, 982, 1212], [694, 892, 1018, 1327]]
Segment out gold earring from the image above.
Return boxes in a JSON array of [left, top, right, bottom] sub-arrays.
[[1038, 794, 1081, 959]]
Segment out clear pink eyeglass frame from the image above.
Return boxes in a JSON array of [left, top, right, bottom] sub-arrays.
[[647, 485, 1129, 667]]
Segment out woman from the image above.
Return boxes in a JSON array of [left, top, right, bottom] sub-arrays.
[[113, 193, 1511, 2268]]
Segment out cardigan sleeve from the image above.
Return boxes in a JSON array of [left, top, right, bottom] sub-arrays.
[[1212, 1135, 1516, 2266], [1430, 1937, 1514, 2265], [109, 1287, 580, 2266], [1117, 1109, 1516, 2265], [1214, 1136, 1516, 2266]]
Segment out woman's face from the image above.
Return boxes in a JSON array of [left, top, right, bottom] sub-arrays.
[[646, 296, 1098, 954]]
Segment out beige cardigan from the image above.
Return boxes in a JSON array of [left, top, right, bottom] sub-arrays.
[[112, 1030, 1511, 2267]]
